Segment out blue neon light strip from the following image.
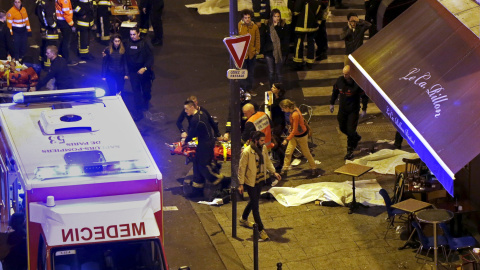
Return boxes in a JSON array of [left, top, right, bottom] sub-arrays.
[[349, 55, 454, 195]]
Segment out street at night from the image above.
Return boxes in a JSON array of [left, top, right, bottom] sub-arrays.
[[1, 0, 480, 269]]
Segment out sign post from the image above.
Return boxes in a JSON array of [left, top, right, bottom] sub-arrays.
[[228, 0, 240, 239], [224, 34, 251, 79]]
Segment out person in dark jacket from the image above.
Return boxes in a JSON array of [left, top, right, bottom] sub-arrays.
[[36, 45, 72, 90], [102, 34, 127, 96], [176, 95, 220, 142], [330, 65, 369, 160], [3, 213, 27, 270], [292, 0, 322, 69], [0, 10, 15, 60], [138, 0, 163, 45], [340, 12, 372, 66], [125, 27, 154, 121], [252, 0, 270, 25], [262, 9, 289, 86], [35, 0, 59, 68], [184, 100, 223, 197]]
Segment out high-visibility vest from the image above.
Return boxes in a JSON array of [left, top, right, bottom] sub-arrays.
[[6, 6, 31, 34], [247, 111, 273, 148], [56, 0, 74, 26]]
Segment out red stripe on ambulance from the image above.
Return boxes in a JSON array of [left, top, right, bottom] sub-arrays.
[[61, 222, 146, 243]]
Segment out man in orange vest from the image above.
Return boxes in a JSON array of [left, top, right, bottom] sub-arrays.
[[6, 0, 31, 61], [242, 103, 272, 147], [56, 0, 78, 66]]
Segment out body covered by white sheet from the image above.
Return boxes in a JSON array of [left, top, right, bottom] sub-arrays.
[[347, 149, 419, 175], [186, 0, 252, 15], [268, 179, 385, 207]]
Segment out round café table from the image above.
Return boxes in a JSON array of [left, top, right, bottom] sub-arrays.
[[416, 209, 454, 270]]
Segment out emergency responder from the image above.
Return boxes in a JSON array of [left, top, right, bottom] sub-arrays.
[[125, 27, 154, 121], [252, 0, 270, 25], [242, 103, 285, 172], [137, 0, 150, 37], [6, 0, 31, 62], [138, 0, 163, 45], [241, 103, 272, 146], [36, 0, 58, 68], [292, 0, 322, 70], [329, 65, 369, 160], [73, 0, 95, 60], [36, 45, 72, 90], [183, 100, 224, 197], [0, 10, 15, 60], [95, 0, 111, 44], [176, 96, 219, 142], [56, 0, 78, 66], [315, 0, 329, 61]]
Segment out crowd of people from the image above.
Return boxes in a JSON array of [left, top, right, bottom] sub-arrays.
[[176, 1, 382, 241], [0, 0, 163, 121]]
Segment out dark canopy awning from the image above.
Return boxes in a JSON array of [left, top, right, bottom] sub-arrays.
[[349, 0, 480, 195]]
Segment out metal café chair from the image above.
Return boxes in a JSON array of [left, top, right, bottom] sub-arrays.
[[379, 188, 407, 238], [411, 220, 448, 263], [439, 223, 477, 262]]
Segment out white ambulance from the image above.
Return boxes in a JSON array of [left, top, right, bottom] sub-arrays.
[[0, 89, 167, 269]]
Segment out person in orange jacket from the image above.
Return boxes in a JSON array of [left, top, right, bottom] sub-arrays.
[[238, 9, 260, 96], [56, 0, 78, 66], [6, 0, 31, 61]]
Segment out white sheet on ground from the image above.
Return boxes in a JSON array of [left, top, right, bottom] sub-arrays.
[[346, 149, 419, 175], [268, 179, 385, 207], [186, 0, 252, 15]]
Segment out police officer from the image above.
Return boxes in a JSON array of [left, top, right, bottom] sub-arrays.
[[330, 65, 369, 160], [95, 0, 110, 44], [183, 100, 223, 197], [36, 0, 58, 68], [125, 27, 154, 121], [73, 0, 95, 60]]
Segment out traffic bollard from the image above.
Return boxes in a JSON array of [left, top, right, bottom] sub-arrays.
[[232, 187, 237, 238], [253, 223, 259, 270]]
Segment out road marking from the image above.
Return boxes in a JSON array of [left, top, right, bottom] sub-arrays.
[[297, 69, 340, 81], [163, 206, 179, 211], [312, 104, 382, 116], [303, 86, 332, 97]]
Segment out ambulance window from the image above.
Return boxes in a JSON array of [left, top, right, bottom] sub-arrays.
[[51, 239, 166, 270]]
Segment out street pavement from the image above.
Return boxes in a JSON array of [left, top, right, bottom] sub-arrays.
[[5, 0, 477, 269]]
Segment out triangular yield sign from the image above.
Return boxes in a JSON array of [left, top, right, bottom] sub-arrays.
[[223, 34, 251, 69]]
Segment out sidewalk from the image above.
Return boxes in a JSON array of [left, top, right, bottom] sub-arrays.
[[187, 114, 461, 270]]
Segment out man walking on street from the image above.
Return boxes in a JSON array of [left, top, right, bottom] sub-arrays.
[[330, 65, 368, 160], [125, 27, 154, 121], [340, 12, 371, 66], [238, 131, 281, 241]]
